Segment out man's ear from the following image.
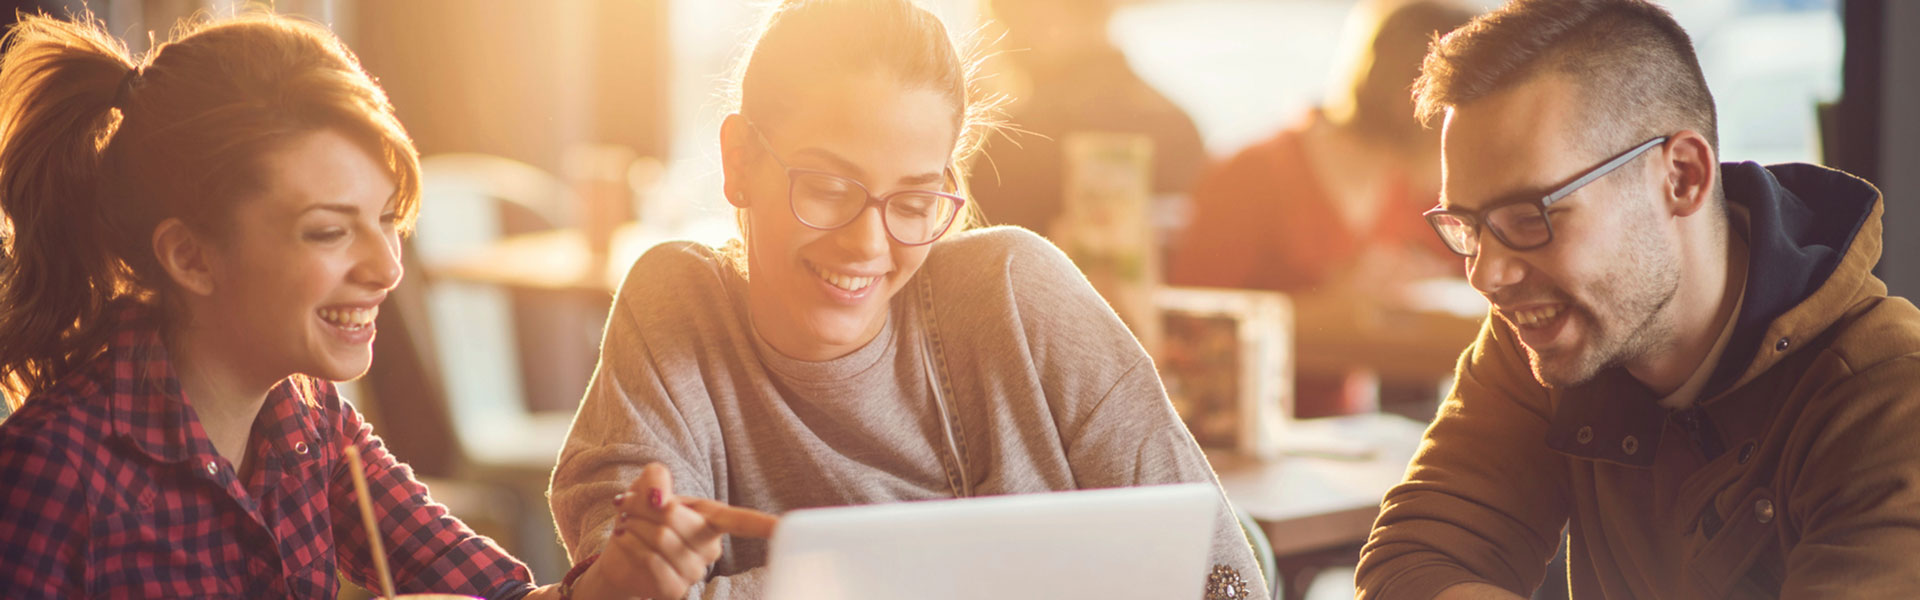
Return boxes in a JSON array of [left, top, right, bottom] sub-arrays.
[[152, 218, 217, 297], [720, 113, 753, 208], [1662, 130, 1717, 218]]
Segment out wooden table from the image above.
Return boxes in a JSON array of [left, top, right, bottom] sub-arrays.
[[1209, 412, 1429, 600]]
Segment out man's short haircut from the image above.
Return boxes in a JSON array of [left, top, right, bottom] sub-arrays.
[[1412, 0, 1717, 155]]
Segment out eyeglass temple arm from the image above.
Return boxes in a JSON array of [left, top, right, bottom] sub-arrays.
[[1541, 136, 1670, 207]]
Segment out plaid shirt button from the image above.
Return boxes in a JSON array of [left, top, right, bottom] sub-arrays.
[[205, 461, 218, 475], [294, 441, 309, 454]]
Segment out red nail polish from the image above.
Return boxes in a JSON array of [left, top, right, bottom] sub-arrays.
[[648, 489, 664, 509], [612, 493, 626, 507]]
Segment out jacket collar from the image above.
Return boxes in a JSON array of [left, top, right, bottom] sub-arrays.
[[1704, 163, 1882, 396], [1545, 162, 1883, 466]]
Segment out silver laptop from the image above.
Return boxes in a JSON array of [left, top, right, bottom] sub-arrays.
[[764, 483, 1218, 600]]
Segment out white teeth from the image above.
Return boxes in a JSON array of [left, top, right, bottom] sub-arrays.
[[1511, 305, 1563, 327], [808, 262, 878, 292], [318, 306, 378, 330]]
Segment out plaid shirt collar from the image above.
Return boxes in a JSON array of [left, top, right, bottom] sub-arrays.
[[100, 299, 322, 471]]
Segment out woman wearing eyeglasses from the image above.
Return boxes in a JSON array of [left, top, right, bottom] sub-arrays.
[[547, 1, 1266, 599]]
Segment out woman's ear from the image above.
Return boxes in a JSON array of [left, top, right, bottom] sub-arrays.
[[720, 113, 752, 208], [152, 218, 217, 297]]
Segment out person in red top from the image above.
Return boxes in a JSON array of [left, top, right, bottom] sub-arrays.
[[1169, 0, 1476, 417], [0, 12, 766, 600]]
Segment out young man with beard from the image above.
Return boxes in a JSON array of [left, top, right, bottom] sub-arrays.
[[1355, 0, 1920, 598]]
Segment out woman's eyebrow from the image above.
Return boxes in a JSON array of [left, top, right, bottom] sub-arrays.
[[897, 171, 944, 186], [299, 203, 360, 217], [791, 147, 867, 180], [791, 147, 944, 187]]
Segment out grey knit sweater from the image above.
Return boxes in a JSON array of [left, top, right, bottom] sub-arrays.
[[549, 227, 1265, 599]]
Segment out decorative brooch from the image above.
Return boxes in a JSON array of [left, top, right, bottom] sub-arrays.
[[1206, 564, 1250, 600]]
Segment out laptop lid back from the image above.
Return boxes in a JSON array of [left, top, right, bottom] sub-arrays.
[[764, 483, 1218, 600]]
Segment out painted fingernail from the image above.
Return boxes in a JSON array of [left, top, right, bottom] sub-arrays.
[[617, 512, 629, 522], [612, 493, 626, 507], [648, 489, 665, 509]]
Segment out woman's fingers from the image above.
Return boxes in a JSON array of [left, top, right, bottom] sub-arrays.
[[603, 524, 686, 598], [685, 497, 780, 539], [641, 551, 690, 599], [623, 462, 674, 509], [599, 464, 775, 597], [612, 462, 673, 524], [622, 511, 712, 584], [666, 503, 726, 563], [617, 469, 723, 562]]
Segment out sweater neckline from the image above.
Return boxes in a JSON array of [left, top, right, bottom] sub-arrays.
[[725, 264, 901, 384]]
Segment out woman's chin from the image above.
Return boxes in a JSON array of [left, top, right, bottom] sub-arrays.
[[305, 354, 373, 383]]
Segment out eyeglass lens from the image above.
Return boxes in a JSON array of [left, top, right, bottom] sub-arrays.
[[1429, 202, 1553, 257], [790, 171, 957, 244]]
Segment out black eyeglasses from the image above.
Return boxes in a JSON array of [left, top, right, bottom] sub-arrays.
[[747, 121, 966, 246], [1423, 135, 1669, 257]]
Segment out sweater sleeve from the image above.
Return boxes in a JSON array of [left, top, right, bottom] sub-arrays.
[[548, 249, 768, 598], [549, 290, 708, 560], [1064, 356, 1271, 600], [1355, 317, 1571, 599], [988, 228, 1269, 599]]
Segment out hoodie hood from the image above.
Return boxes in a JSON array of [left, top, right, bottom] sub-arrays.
[[1703, 161, 1883, 396]]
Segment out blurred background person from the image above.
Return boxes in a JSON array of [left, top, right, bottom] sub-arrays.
[[1173, 0, 1474, 295], [968, 0, 1206, 238], [1169, 0, 1477, 418]]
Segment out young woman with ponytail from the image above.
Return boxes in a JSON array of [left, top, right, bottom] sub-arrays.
[[0, 12, 708, 600], [547, 1, 1268, 598]]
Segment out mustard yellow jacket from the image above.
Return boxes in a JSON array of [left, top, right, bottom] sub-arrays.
[[1357, 163, 1920, 599]]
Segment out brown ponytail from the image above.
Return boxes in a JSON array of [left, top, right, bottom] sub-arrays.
[[0, 14, 141, 404], [0, 12, 422, 405]]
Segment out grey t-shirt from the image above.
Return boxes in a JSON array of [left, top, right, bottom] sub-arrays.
[[550, 227, 1265, 598]]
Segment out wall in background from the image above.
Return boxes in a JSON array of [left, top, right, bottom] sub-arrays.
[[352, 0, 668, 176], [1879, 0, 1919, 300]]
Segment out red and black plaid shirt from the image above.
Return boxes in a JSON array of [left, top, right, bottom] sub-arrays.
[[0, 301, 536, 598]]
